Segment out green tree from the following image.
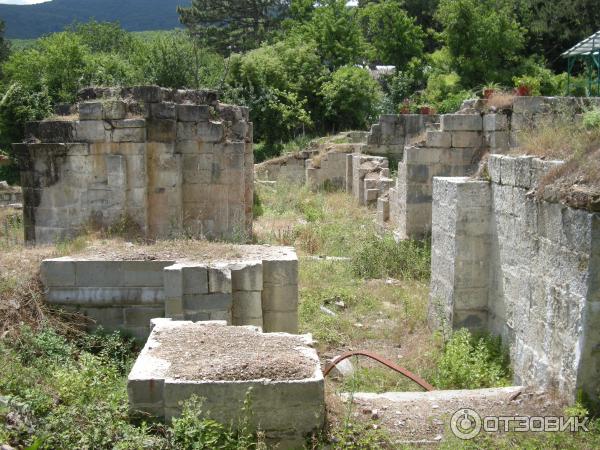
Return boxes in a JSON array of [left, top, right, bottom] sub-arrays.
[[225, 38, 322, 145], [320, 65, 382, 130], [358, 0, 425, 68], [436, 0, 525, 87], [513, 0, 600, 71], [178, 0, 291, 54], [0, 20, 10, 67], [300, 0, 367, 69], [67, 20, 134, 54], [0, 83, 52, 183]]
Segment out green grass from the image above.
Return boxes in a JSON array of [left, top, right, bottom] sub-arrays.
[[0, 326, 264, 449]]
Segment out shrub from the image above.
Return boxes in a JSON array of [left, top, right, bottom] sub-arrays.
[[432, 328, 511, 389], [320, 65, 382, 131], [351, 234, 431, 280], [583, 109, 600, 130]]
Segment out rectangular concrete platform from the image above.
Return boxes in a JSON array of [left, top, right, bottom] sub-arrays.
[[128, 319, 325, 448], [41, 242, 299, 340]]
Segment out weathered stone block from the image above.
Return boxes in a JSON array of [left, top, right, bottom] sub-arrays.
[[147, 119, 177, 142], [262, 311, 298, 333], [208, 267, 232, 293], [232, 291, 263, 323], [441, 114, 482, 132], [183, 293, 232, 311], [230, 261, 263, 291], [262, 256, 298, 286], [197, 121, 224, 143], [79, 101, 103, 120], [262, 284, 298, 312], [451, 131, 482, 148], [177, 104, 211, 122], [103, 100, 127, 120], [124, 306, 165, 327], [74, 121, 109, 142], [426, 131, 451, 148], [41, 257, 76, 287], [151, 102, 176, 120]]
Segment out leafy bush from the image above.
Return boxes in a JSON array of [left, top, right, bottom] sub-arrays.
[[320, 65, 382, 131], [351, 234, 431, 280], [583, 108, 600, 130], [432, 328, 511, 389], [0, 324, 264, 449]]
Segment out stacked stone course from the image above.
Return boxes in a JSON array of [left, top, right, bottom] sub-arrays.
[[41, 246, 299, 341], [429, 155, 600, 403], [15, 86, 253, 244]]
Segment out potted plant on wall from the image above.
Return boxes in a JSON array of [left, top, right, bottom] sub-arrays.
[[513, 75, 541, 97], [482, 82, 501, 99], [399, 98, 411, 114]]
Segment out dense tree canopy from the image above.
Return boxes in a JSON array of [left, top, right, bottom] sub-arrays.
[[178, 0, 291, 54]]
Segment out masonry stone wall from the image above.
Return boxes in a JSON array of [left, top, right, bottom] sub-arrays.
[[366, 114, 439, 159], [41, 246, 299, 341], [0, 181, 22, 207], [128, 320, 325, 448], [429, 155, 600, 403], [15, 86, 253, 244], [255, 151, 311, 184]]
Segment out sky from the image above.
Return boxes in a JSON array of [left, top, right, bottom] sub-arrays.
[[0, 1, 51, 4]]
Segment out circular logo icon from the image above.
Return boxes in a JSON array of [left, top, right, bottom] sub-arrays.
[[450, 408, 482, 440]]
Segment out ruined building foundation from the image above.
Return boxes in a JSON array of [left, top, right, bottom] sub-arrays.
[[41, 244, 299, 341], [15, 86, 253, 244], [429, 155, 600, 404], [128, 320, 325, 448]]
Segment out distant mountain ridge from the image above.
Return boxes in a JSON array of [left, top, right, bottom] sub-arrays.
[[0, 0, 190, 39]]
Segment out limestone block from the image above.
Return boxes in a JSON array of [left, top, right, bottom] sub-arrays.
[[441, 114, 482, 132], [132, 85, 163, 103], [514, 156, 534, 189], [163, 265, 184, 298], [230, 261, 263, 291], [112, 119, 146, 129], [112, 127, 146, 143], [121, 261, 174, 287], [103, 100, 127, 120], [377, 196, 390, 223], [426, 131, 451, 148], [124, 306, 165, 328], [74, 120, 110, 142], [40, 257, 76, 287], [177, 104, 211, 122], [176, 122, 196, 141], [483, 114, 508, 132], [262, 284, 298, 312], [365, 188, 379, 203], [183, 293, 232, 312], [262, 257, 298, 286], [147, 119, 177, 142], [75, 261, 123, 287], [197, 121, 224, 143], [165, 297, 184, 319], [451, 131, 482, 148], [262, 311, 298, 333], [151, 102, 176, 120], [79, 101, 103, 120], [208, 267, 232, 294], [531, 158, 564, 187], [232, 291, 263, 326], [488, 155, 503, 184], [500, 156, 517, 186], [484, 131, 510, 150]]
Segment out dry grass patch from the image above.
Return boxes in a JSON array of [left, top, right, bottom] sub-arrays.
[[486, 91, 515, 110], [513, 116, 600, 211]]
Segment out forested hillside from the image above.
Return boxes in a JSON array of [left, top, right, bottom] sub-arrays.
[[0, 0, 188, 38]]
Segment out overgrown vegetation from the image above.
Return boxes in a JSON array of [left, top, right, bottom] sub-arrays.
[[432, 329, 512, 389], [0, 326, 266, 449], [515, 108, 600, 210]]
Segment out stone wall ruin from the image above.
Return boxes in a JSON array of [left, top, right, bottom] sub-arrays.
[[15, 86, 253, 244], [429, 155, 600, 404]]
